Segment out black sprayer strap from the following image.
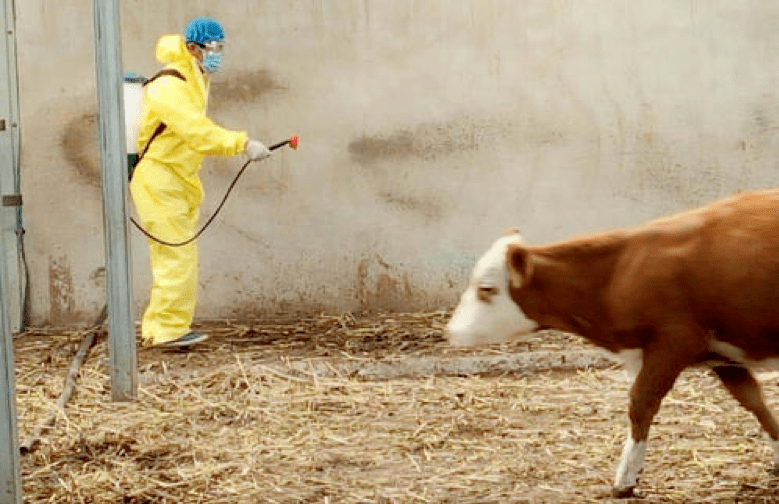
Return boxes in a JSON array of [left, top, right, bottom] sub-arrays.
[[145, 68, 186, 85], [128, 122, 166, 181], [127, 69, 187, 182]]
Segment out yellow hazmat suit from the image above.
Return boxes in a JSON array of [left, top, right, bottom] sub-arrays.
[[130, 34, 248, 346]]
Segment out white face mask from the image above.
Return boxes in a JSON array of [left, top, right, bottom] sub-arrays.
[[202, 50, 223, 73]]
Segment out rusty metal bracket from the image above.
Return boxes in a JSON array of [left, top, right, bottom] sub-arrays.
[[1, 194, 21, 207]]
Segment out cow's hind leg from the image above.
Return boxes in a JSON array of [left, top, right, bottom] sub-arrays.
[[712, 365, 779, 470], [613, 351, 687, 498]]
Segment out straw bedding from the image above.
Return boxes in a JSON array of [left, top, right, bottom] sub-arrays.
[[12, 311, 779, 503]]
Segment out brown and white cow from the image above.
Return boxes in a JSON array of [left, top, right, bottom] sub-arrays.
[[446, 189, 779, 498]]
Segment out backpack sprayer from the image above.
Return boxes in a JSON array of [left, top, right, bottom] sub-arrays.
[[123, 72, 299, 247]]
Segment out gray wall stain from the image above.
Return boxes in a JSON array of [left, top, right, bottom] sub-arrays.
[[49, 253, 76, 325], [210, 69, 287, 108], [61, 112, 100, 187], [348, 116, 506, 164]]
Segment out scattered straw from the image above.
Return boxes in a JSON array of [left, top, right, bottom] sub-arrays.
[[12, 311, 779, 502]]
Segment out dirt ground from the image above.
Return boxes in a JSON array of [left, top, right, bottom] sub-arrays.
[[11, 311, 779, 503]]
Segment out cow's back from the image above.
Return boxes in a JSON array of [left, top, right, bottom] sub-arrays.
[[611, 189, 779, 360]]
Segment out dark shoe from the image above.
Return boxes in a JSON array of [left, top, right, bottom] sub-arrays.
[[163, 331, 208, 348]]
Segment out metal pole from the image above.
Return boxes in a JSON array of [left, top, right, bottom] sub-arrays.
[[0, 0, 22, 333], [0, 0, 22, 499], [0, 204, 20, 503], [93, 0, 137, 401]]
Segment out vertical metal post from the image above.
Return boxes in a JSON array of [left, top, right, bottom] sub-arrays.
[[0, 0, 22, 496], [0, 200, 20, 503], [0, 0, 22, 333], [93, 0, 137, 401]]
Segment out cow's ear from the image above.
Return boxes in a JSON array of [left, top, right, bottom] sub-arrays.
[[506, 244, 533, 289]]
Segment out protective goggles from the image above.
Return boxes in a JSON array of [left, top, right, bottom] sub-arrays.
[[196, 40, 225, 53]]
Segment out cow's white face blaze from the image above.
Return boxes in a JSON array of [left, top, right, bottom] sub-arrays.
[[446, 232, 539, 347]]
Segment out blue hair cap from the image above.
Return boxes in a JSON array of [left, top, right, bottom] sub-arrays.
[[185, 17, 225, 45]]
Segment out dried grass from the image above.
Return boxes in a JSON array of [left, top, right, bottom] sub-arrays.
[[12, 311, 779, 503]]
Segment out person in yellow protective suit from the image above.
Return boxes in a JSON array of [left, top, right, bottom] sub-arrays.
[[130, 17, 271, 348]]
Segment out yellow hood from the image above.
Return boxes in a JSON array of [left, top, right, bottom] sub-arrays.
[[155, 35, 192, 65]]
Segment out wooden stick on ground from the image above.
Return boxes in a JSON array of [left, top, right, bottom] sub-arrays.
[[19, 305, 107, 454]]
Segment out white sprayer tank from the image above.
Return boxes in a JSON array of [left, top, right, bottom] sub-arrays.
[[123, 73, 146, 156]]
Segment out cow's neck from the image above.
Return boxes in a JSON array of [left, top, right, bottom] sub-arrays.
[[516, 235, 628, 351]]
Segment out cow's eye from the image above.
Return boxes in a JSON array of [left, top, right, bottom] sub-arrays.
[[477, 285, 498, 302]]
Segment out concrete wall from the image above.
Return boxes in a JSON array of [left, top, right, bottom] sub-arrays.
[[16, 1, 779, 325]]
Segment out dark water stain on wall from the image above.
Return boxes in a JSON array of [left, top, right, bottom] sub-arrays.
[[347, 115, 509, 223], [61, 112, 101, 187], [350, 131, 416, 162], [348, 116, 495, 165], [209, 69, 287, 109]]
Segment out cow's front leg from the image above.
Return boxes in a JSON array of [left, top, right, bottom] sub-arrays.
[[613, 351, 687, 498]]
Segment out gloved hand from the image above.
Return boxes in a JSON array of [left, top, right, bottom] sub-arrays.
[[245, 139, 272, 161]]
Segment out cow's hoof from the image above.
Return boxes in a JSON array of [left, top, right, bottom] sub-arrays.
[[612, 486, 635, 498]]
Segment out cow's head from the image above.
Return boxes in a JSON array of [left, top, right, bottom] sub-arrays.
[[446, 229, 539, 347]]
